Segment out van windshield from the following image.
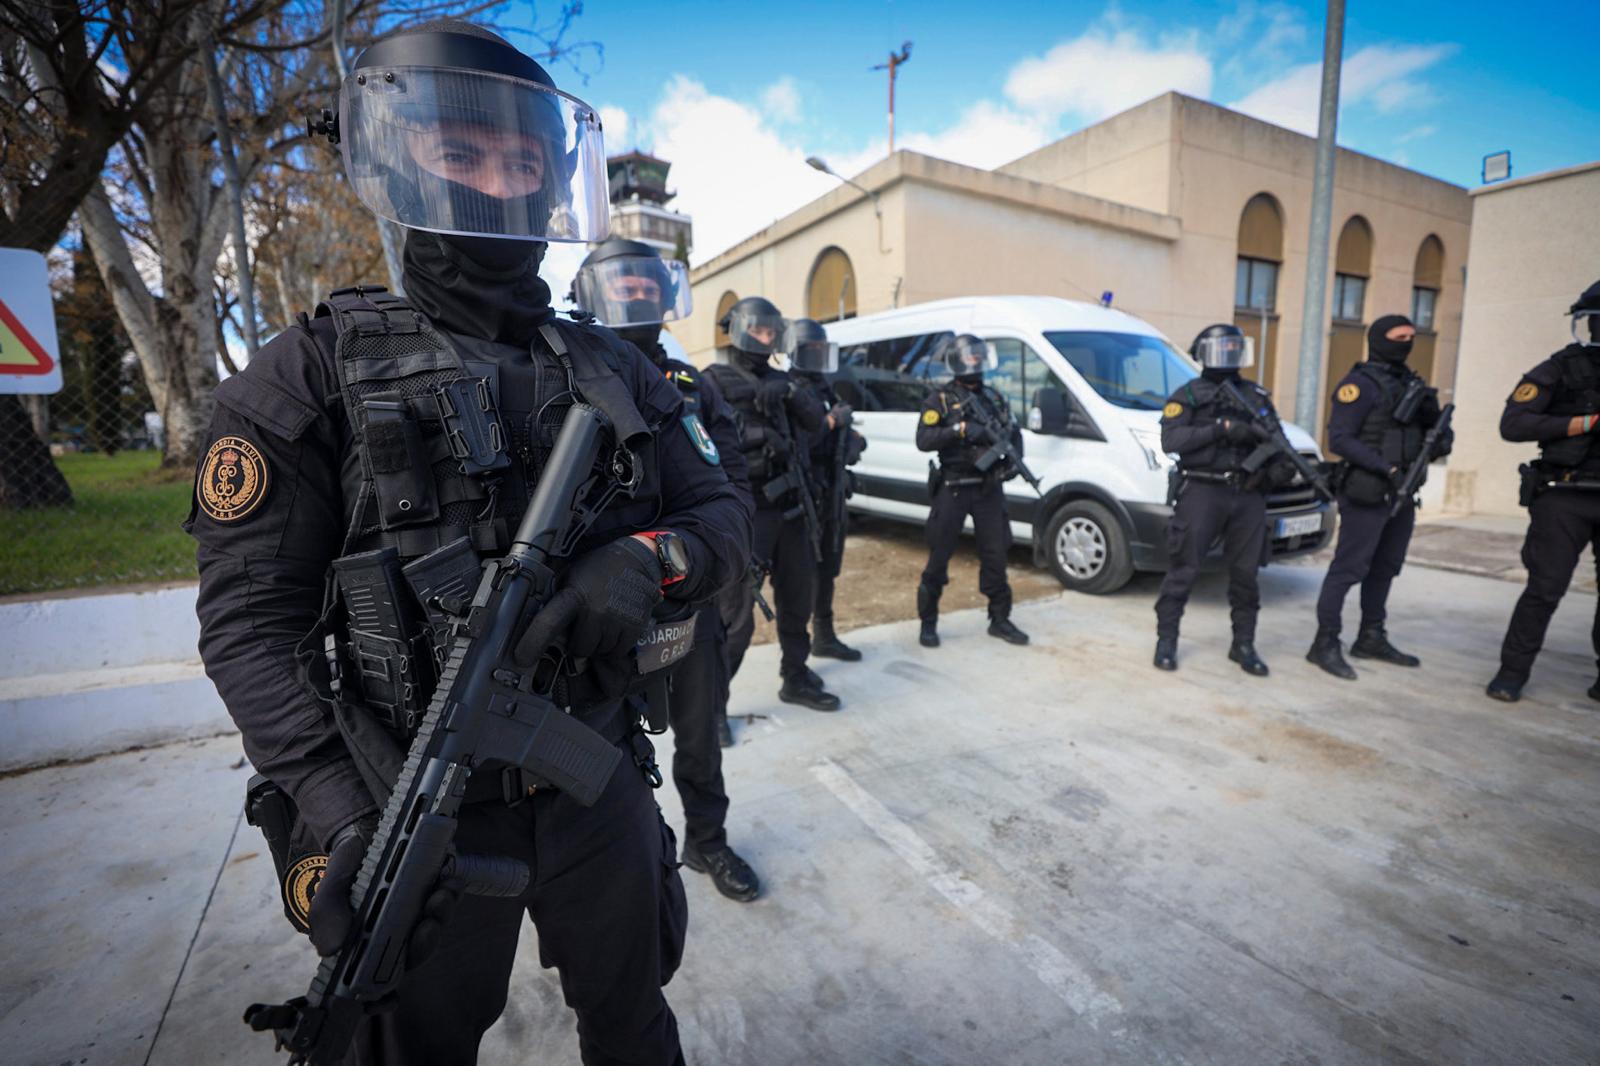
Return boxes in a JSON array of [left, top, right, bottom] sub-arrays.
[[1045, 331, 1197, 411]]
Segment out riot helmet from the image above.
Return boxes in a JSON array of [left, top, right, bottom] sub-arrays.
[[720, 296, 789, 357], [1190, 323, 1253, 370], [783, 318, 839, 376], [573, 238, 692, 327], [1571, 279, 1600, 348], [1368, 314, 1416, 364], [939, 334, 996, 383], [329, 21, 609, 244]]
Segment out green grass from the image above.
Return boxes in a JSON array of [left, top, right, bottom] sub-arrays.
[[0, 451, 197, 595]]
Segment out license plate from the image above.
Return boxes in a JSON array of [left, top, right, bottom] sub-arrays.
[[1276, 513, 1322, 538]]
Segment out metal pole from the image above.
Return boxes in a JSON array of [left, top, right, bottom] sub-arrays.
[[888, 60, 896, 154], [1293, 0, 1345, 429]]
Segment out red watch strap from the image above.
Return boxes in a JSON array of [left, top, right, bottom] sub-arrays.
[[635, 532, 687, 587]]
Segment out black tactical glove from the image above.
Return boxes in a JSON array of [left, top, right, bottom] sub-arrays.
[[758, 377, 795, 415], [964, 420, 996, 444], [1223, 419, 1259, 444], [513, 536, 664, 693], [829, 403, 854, 429], [306, 819, 462, 967]]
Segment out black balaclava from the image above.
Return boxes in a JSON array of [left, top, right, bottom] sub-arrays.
[[615, 321, 663, 355], [734, 350, 770, 374], [1201, 366, 1241, 382], [402, 230, 553, 344], [1368, 314, 1414, 365]]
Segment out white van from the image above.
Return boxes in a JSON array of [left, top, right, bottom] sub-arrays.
[[823, 296, 1333, 594]]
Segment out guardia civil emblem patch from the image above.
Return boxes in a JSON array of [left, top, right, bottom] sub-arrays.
[[681, 414, 719, 465], [1163, 402, 1183, 419], [1513, 382, 1539, 403], [922, 409, 940, 426], [1336, 383, 1361, 403], [283, 853, 328, 933], [198, 435, 269, 522]]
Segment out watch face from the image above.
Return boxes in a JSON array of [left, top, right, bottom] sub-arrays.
[[663, 534, 689, 575]]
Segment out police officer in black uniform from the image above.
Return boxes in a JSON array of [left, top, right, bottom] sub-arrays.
[[915, 334, 1030, 648], [705, 297, 842, 710], [188, 23, 750, 1063], [1308, 314, 1451, 679], [1153, 323, 1280, 676], [572, 239, 760, 901], [791, 318, 867, 661], [1488, 280, 1600, 703]]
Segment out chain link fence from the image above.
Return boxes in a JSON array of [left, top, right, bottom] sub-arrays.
[[0, 202, 196, 598]]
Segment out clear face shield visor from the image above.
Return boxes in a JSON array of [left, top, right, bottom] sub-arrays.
[[338, 66, 610, 242], [943, 336, 998, 378], [1194, 333, 1255, 370], [574, 257, 692, 326], [1573, 310, 1600, 348], [782, 331, 839, 375], [725, 307, 790, 356]]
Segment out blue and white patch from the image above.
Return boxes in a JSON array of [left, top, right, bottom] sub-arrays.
[[681, 414, 720, 465]]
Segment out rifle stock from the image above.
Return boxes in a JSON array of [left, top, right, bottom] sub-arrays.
[[1218, 379, 1333, 502], [956, 391, 1042, 495], [245, 403, 627, 1065], [1390, 403, 1454, 517]]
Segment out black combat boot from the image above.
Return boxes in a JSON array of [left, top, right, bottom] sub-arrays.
[[1229, 640, 1269, 676], [917, 583, 941, 648], [987, 615, 1029, 645], [1589, 680, 1600, 703], [1485, 669, 1525, 703], [1350, 626, 1421, 667], [1153, 636, 1177, 671], [812, 617, 862, 661], [779, 666, 841, 711], [1306, 629, 1357, 680], [682, 841, 761, 902]]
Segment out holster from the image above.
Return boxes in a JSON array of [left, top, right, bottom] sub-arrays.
[[244, 775, 327, 935], [1519, 463, 1541, 508], [928, 460, 944, 497]]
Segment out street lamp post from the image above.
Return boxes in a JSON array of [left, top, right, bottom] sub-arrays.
[[806, 155, 888, 255]]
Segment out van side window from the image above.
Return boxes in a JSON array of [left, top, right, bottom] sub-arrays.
[[987, 338, 1064, 423], [837, 331, 955, 412]]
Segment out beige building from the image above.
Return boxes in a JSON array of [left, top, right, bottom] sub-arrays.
[[678, 92, 1472, 446], [1441, 161, 1600, 518]]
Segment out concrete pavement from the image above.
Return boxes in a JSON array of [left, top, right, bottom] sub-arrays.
[[1, 560, 1596, 1065]]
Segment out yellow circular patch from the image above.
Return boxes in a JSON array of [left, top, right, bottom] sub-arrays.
[[1336, 383, 1361, 403], [1513, 382, 1540, 403], [922, 409, 940, 426], [1162, 402, 1183, 419], [197, 435, 269, 522], [284, 853, 328, 932]]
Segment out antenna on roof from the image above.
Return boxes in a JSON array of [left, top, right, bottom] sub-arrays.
[[871, 42, 913, 155]]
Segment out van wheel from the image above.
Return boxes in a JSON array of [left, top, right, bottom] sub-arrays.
[[1044, 500, 1133, 594]]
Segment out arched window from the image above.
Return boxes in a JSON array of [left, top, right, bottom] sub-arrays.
[[713, 290, 739, 348], [806, 247, 857, 324], [1233, 193, 1285, 387], [1332, 215, 1373, 324], [1410, 235, 1446, 384]]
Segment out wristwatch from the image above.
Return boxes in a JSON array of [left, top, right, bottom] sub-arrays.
[[636, 530, 689, 588]]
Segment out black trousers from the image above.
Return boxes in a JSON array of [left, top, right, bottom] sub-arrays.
[[1315, 496, 1415, 634], [1154, 479, 1267, 642], [350, 755, 687, 1066], [725, 503, 816, 681], [667, 606, 731, 853], [815, 510, 845, 624], [920, 479, 1013, 619], [1499, 488, 1600, 679]]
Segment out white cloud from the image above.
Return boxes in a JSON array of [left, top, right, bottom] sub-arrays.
[[760, 77, 803, 125], [647, 76, 842, 262], [1004, 26, 1213, 123], [599, 105, 630, 150], [900, 100, 1057, 171], [1395, 123, 1437, 145], [1230, 43, 1455, 135]]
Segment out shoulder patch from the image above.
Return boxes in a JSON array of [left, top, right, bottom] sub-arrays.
[[1336, 383, 1361, 404], [681, 414, 720, 465], [283, 853, 327, 933], [1513, 381, 1540, 403], [197, 435, 269, 522], [922, 409, 940, 426], [1163, 401, 1183, 419]]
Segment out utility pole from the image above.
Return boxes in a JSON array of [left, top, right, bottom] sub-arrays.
[[1293, 0, 1345, 429], [871, 42, 913, 155]]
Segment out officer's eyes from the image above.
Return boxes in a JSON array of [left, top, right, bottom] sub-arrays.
[[440, 150, 480, 167]]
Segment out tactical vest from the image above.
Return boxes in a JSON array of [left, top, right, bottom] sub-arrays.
[[314, 286, 656, 736], [1174, 377, 1259, 475], [705, 360, 781, 484], [1539, 346, 1600, 469], [662, 357, 707, 418], [1351, 363, 1427, 467], [934, 382, 1011, 475]]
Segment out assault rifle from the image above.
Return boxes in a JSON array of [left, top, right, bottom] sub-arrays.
[[748, 557, 775, 622], [953, 389, 1042, 495], [821, 414, 856, 560], [1390, 403, 1454, 517], [759, 389, 824, 561], [245, 403, 636, 1065], [1218, 378, 1335, 502]]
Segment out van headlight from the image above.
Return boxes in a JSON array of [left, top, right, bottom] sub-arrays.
[[1128, 427, 1168, 471]]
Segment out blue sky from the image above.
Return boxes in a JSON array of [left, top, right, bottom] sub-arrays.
[[494, 0, 1599, 265]]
